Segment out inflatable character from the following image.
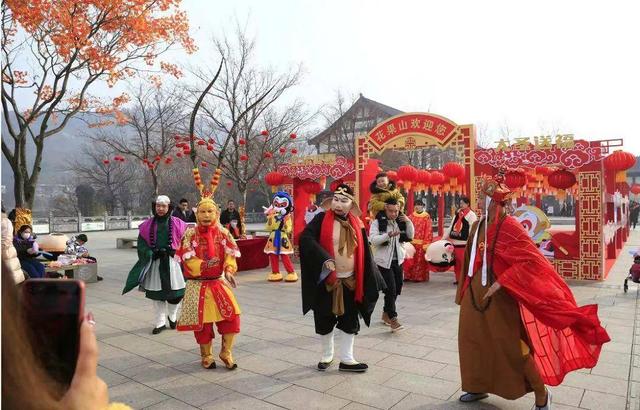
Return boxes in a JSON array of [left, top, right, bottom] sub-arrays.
[[425, 239, 455, 272], [513, 205, 551, 244], [264, 191, 298, 282]]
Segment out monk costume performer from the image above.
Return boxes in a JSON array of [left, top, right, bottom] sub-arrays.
[[176, 168, 241, 370], [123, 195, 187, 334], [405, 198, 433, 282], [456, 168, 610, 409], [300, 184, 385, 373]]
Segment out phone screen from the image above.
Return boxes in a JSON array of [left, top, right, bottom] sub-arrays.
[[22, 279, 84, 387]]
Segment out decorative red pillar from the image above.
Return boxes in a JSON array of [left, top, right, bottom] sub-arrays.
[[438, 192, 445, 237]]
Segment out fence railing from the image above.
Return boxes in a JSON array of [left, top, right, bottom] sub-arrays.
[[32, 212, 267, 234]]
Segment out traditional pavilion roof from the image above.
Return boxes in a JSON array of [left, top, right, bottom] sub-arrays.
[[308, 94, 403, 146]]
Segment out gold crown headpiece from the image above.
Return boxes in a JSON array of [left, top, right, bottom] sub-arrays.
[[193, 167, 222, 207]]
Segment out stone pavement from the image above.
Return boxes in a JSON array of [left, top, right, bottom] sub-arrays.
[[82, 229, 640, 409]]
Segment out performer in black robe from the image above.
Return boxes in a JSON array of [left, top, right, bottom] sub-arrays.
[[300, 184, 385, 373]]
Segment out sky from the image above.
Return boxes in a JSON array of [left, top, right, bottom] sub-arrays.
[[174, 0, 640, 153]]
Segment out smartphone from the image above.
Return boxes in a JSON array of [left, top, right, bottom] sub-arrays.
[[21, 279, 85, 387]]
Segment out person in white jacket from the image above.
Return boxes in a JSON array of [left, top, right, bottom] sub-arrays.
[[369, 198, 414, 332]]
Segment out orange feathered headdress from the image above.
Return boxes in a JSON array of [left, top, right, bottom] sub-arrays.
[[193, 167, 222, 209]]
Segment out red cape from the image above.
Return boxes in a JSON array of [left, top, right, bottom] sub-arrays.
[[464, 216, 610, 386]]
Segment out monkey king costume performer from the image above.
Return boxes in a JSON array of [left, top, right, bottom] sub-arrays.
[[300, 184, 384, 373], [176, 168, 242, 370], [123, 195, 187, 334], [456, 169, 610, 409], [405, 199, 433, 282], [264, 191, 298, 282]]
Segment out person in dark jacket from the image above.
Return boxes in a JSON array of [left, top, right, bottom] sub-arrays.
[[13, 225, 45, 278], [300, 184, 385, 373], [172, 198, 197, 223], [219, 200, 243, 239]]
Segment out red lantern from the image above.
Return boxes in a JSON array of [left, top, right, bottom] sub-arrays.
[[261, 130, 269, 136], [142, 158, 149, 164], [240, 154, 248, 161], [386, 170, 398, 180], [265, 171, 285, 192], [505, 170, 527, 190], [548, 169, 576, 190], [279, 147, 286, 154], [291, 148, 298, 154], [102, 159, 110, 165], [197, 140, 206, 146], [416, 170, 431, 191], [164, 157, 172, 164], [183, 148, 191, 154], [154, 155, 161, 162], [264, 152, 273, 159], [176, 152, 183, 158], [226, 181, 232, 187], [207, 145, 214, 151], [397, 165, 418, 189], [430, 171, 445, 190], [173, 135, 181, 141], [304, 180, 322, 202], [290, 133, 297, 139], [631, 184, 640, 195], [604, 150, 636, 183], [239, 139, 246, 145], [201, 161, 208, 168], [442, 162, 464, 189]]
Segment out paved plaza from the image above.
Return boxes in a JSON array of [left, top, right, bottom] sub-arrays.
[[85, 229, 640, 410]]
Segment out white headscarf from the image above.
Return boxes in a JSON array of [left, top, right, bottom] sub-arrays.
[[155, 195, 171, 205]]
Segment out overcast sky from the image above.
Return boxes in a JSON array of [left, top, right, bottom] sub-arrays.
[[176, 0, 640, 153]]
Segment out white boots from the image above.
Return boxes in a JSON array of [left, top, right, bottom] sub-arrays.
[[317, 332, 335, 370], [152, 300, 181, 334], [317, 329, 368, 372]]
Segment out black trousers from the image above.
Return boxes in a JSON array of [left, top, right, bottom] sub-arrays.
[[379, 260, 403, 319], [313, 285, 360, 335]]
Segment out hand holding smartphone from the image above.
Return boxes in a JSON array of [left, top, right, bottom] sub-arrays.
[[22, 279, 85, 388]]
